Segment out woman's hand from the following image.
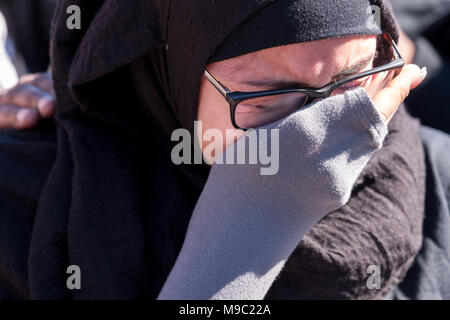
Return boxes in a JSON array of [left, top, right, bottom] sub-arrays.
[[159, 86, 394, 300], [0, 73, 55, 129], [372, 64, 426, 123]]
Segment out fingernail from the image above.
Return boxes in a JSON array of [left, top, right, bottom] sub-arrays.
[[420, 67, 427, 78], [16, 109, 37, 126]]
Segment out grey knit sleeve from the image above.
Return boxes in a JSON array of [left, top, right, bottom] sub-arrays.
[[157, 87, 389, 300]]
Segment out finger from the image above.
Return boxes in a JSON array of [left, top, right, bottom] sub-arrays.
[[362, 69, 395, 98], [37, 95, 56, 118], [19, 73, 54, 95], [372, 64, 427, 123], [0, 104, 40, 130], [0, 84, 55, 118], [410, 67, 427, 90], [18, 73, 41, 84]]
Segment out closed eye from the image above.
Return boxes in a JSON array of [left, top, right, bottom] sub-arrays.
[[330, 54, 375, 83]]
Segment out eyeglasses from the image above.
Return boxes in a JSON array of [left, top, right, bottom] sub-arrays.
[[204, 32, 404, 130]]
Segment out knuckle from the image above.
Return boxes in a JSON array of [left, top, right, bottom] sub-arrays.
[[20, 73, 53, 95], [0, 85, 36, 107], [399, 86, 410, 102], [0, 106, 17, 124], [32, 73, 51, 84], [18, 73, 40, 84], [392, 85, 408, 103], [16, 83, 41, 99]]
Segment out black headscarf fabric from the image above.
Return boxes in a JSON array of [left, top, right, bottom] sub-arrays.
[[209, 0, 385, 63], [0, 0, 425, 299]]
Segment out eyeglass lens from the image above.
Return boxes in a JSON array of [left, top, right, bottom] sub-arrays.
[[235, 35, 398, 129]]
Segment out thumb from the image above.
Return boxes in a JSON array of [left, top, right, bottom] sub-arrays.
[[372, 64, 427, 123]]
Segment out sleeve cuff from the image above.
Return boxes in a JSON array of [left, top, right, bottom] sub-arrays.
[[347, 87, 389, 150]]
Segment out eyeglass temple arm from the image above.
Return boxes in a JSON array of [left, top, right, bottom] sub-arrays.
[[204, 69, 230, 98], [319, 33, 405, 94], [204, 33, 403, 98], [385, 32, 402, 60]]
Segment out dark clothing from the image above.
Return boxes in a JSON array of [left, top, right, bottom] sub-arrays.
[[209, 0, 387, 63], [0, 0, 427, 299], [386, 126, 450, 300], [266, 106, 426, 300], [0, 0, 56, 73], [0, 121, 56, 299]]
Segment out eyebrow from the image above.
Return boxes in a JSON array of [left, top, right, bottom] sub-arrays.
[[241, 52, 376, 90]]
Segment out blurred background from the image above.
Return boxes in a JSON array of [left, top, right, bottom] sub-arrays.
[[0, 0, 54, 79], [391, 0, 450, 135]]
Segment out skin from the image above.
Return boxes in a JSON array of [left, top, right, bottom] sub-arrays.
[[0, 73, 55, 129], [0, 33, 423, 157], [197, 34, 426, 163]]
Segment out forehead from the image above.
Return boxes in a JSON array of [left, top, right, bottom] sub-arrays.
[[208, 35, 377, 88]]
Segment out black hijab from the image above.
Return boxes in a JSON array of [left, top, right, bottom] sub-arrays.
[[30, 0, 282, 299], [0, 0, 424, 299]]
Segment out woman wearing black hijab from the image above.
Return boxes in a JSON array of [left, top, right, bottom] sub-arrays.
[[0, 0, 426, 299]]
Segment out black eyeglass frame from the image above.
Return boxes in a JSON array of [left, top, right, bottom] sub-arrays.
[[204, 32, 404, 130]]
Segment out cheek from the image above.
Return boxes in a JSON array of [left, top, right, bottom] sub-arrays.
[[196, 82, 245, 163]]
